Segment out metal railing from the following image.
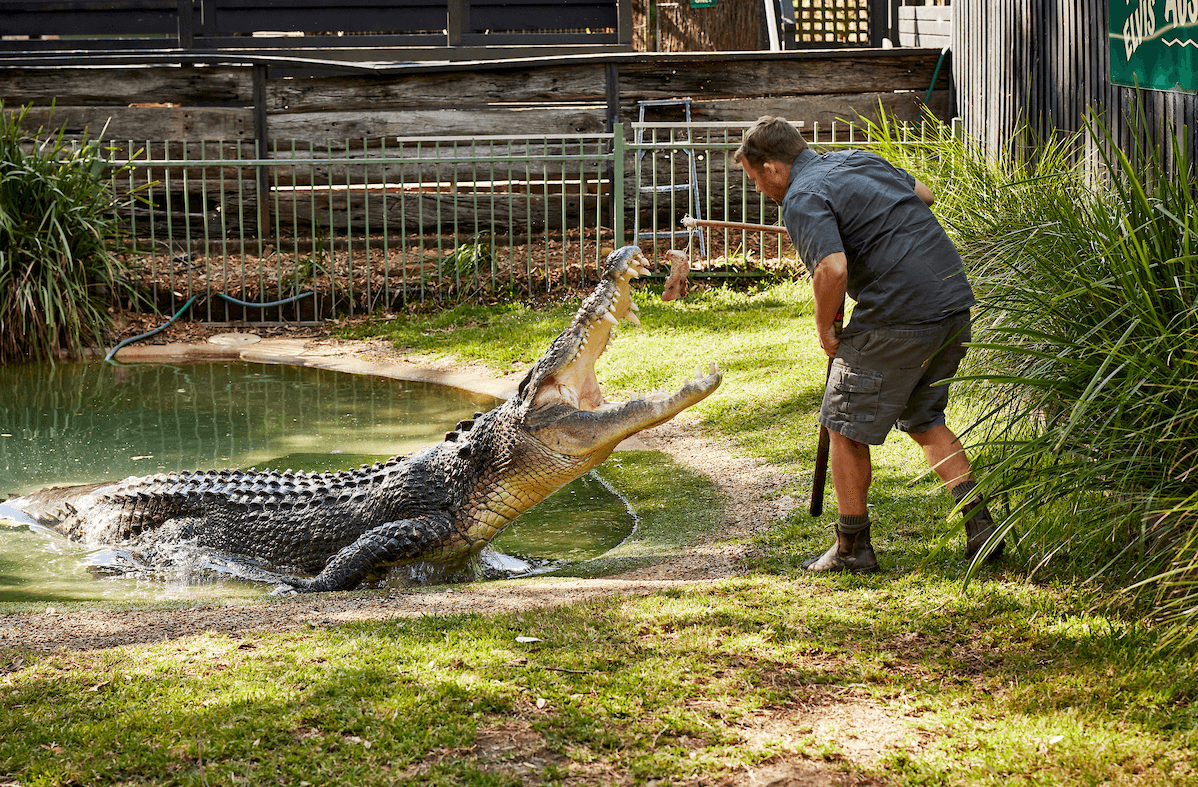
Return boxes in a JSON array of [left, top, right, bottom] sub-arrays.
[[627, 118, 936, 278], [103, 117, 935, 324], [111, 132, 620, 324]]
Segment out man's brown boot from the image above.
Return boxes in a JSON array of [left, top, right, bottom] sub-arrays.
[[802, 515, 879, 574], [952, 480, 1005, 563]]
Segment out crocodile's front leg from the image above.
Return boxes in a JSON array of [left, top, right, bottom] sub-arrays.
[[278, 512, 455, 592]]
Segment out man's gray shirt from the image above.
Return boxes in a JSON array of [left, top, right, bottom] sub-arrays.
[[782, 148, 975, 337]]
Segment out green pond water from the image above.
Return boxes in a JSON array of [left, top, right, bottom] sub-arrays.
[[0, 361, 636, 603]]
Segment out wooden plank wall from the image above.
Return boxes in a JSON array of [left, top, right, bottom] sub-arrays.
[[899, 6, 950, 49], [0, 50, 950, 144], [0, 50, 951, 241], [952, 0, 1196, 174]]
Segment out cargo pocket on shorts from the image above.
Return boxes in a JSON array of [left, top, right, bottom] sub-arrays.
[[828, 362, 883, 423]]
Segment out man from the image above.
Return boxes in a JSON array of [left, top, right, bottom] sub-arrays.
[[733, 116, 1003, 573]]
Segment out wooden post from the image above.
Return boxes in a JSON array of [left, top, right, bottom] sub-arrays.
[[176, 0, 194, 48], [448, 0, 468, 47], [605, 63, 620, 231], [253, 64, 270, 239]]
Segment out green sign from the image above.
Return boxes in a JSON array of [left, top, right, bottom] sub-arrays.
[[1110, 0, 1198, 93]]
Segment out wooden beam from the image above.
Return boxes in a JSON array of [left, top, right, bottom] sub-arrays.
[[0, 66, 252, 106], [9, 105, 253, 141], [0, 50, 948, 112]]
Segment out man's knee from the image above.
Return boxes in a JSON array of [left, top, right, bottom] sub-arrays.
[[830, 430, 868, 452]]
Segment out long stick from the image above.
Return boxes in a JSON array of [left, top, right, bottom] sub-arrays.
[[809, 357, 833, 518], [809, 302, 844, 517], [681, 215, 788, 235]]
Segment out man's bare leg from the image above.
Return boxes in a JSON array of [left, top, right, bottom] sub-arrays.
[[830, 430, 871, 516], [908, 424, 972, 488], [802, 430, 878, 573], [909, 425, 1004, 561]]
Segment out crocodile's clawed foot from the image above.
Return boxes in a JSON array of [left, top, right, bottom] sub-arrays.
[[271, 577, 317, 595]]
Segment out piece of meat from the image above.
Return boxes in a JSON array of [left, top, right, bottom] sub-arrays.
[[661, 250, 691, 301]]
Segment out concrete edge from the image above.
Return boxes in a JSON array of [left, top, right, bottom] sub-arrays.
[[112, 336, 521, 401]]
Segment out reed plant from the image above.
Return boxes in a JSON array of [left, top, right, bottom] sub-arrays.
[[868, 108, 1198, 641], [0, 103, 142, 363]]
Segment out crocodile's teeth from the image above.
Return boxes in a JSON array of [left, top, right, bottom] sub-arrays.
[[602, 311, 619, 326], [709, 362, 720, 376], [626, 311, 641, 326]]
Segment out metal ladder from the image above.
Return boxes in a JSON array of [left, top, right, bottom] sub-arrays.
[[633, 98, 706, 257]]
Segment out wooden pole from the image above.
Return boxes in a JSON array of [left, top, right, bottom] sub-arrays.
[[681, 215, 788, 235]]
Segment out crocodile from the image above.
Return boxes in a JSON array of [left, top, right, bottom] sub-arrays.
[[5, 246, 721, 592]]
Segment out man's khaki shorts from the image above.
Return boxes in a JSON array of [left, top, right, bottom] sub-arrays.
[[818, 311, 970, 445]]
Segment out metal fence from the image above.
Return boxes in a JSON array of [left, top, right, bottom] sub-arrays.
[[105, 118, 929, 324], [111, 132, 620, 324], [626, 118, 935, 275]]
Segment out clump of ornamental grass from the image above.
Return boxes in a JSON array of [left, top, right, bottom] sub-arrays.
[[436, 232, 498, 300], [0, 103, 143, 363], [867, 107, 1198, 644]]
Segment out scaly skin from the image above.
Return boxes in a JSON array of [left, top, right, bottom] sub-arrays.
[[8, 247, 722, 592]]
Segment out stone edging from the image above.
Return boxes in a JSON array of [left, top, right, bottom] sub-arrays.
[[113, 332, 522, 401]]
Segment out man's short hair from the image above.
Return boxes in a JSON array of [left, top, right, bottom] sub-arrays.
[[733, 116, 808, 169]]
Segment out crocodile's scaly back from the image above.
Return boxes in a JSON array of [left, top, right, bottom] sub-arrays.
[[7, 247, 721, 591]]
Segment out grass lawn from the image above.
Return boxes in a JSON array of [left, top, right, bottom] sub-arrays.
[[2, 280, 1196, 786]]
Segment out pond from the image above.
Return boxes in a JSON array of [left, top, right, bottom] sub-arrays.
[[0, 361, 636, 603]]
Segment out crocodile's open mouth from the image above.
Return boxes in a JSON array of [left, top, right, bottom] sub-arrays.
[[520, 246, 721, 456], [530, 247, 648, 412]]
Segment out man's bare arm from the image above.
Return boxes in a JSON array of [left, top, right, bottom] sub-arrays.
[[914, 179, 935, 206], [812, 252, 848, 358]]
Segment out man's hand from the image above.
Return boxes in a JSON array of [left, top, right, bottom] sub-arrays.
[[818, 324, 840, 358]]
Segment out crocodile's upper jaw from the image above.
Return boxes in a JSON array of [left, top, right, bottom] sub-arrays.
[[515, 246, 721, 459]]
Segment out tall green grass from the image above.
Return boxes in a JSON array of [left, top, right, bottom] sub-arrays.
[[0, 103, 143, 363], [867, 108, 1198, 641]]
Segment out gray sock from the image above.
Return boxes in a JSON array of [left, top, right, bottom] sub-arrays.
[[838, 512, 871, 534], [950, 479, 979, 505]]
